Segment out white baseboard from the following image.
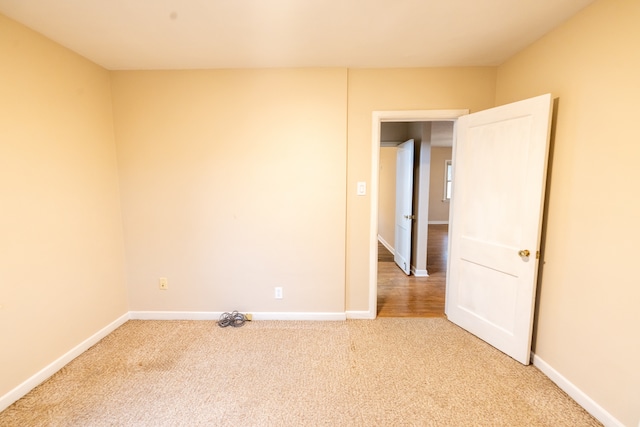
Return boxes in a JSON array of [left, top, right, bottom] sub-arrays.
[[253, 312, 347, 321], [411, 267, 429, 277], [130, 311, 222, 320], [129, 311, 347, 321], [532, 353, 625, 427], [428, 220, 449, 225], [346, 310, 376, 319], [0, 312, 130, 412], [377, 235, 395, 255]]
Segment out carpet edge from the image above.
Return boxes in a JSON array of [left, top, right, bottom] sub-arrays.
[[532, 353, 624, 427], [0, 312, 130, 412]]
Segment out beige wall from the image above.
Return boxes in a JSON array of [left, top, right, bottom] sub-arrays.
[[110, 69, 347, 313], [428, 147, 452, 222], [378, 147, 397, 247], [496, 0, 640, 424], [0, 15, 128, 398], [346, 68, 497, 311]]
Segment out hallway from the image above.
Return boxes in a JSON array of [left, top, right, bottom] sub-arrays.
[[377, 224, 448, 317]]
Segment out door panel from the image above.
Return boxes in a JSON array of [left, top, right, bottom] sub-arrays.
[[458, 260, 518, 334], [394, 139, 414, 275], [446, 94, 553, 365]]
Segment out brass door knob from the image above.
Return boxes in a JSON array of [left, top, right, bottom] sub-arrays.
[[518, 249, 531, 257]]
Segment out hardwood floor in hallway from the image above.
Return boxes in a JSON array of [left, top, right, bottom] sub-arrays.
[[377, 224, 448, 317]]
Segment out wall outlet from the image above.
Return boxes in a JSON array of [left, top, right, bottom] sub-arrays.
[[274, 287, 283, 299], [159, 277, 168, 290]]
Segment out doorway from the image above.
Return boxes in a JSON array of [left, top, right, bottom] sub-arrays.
[[376, 122, 454, 317], [367, 109, 468, 318]]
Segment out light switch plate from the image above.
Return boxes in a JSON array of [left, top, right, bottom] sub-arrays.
[[357, 181, 366, 196]]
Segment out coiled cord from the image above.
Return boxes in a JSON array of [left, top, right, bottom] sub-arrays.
[[218, 311, 248, 328]]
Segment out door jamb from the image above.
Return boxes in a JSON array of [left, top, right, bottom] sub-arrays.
[[368, 109, 468, 318]]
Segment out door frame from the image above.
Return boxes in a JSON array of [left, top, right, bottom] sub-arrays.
[[368, 109, 468, 318]]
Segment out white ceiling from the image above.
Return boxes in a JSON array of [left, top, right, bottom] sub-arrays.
[[0, 0, 595, 70]]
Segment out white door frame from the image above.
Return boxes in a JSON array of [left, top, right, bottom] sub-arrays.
[[368, 109, 468, 318]]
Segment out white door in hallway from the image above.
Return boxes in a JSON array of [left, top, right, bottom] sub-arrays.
[[446, 94, 553, 365], [394, 139, 414, 275]]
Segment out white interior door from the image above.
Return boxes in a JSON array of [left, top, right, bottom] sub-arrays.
[[394, 139, 414, 275], [446, 94, 553, 365]]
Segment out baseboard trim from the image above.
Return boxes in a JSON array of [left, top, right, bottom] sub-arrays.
[[428, 220, 449, 225], [532, 353, 625, 427], [346, 310, 376, 319], [411, 267, 429, 277], [253, 312, 347, 321], [129, 311, 347, 321], [377, 235, 395, 255], [130, 311, 221, 320], [0, 312, 130, 412]]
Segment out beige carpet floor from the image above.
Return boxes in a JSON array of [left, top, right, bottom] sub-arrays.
[[0, 318, 601, 426]]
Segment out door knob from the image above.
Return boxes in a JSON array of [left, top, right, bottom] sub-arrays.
[[518, 249, 530, 258]]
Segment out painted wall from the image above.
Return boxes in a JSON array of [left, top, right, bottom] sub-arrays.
[[110, 69, 347, 314], [495, 0, 640, 424], [428, 147, 452, 222], [378, 147, 397, 248], [346, 68, 497, 312], [0, 15, 128, 398]]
